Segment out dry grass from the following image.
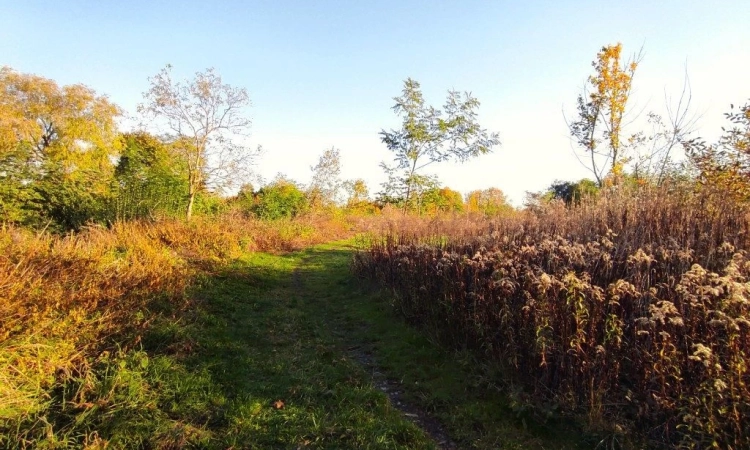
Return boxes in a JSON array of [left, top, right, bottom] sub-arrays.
[[354, 185, 750, 448], [0, 213, 353, 447]]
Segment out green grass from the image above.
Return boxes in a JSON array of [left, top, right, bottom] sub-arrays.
[[10, 240, 588, 448], [135, 244, 433, 449], [289, 242, 585, 449]]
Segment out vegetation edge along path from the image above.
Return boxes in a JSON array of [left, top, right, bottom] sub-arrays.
[[197, 239, 585, 449], [291, 246, 457, 449]]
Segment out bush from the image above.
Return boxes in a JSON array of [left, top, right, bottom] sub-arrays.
[[250, 181, 309, 220], [0, 213, 354, 446]]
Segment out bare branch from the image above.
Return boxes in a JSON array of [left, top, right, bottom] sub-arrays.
[[139, 66, 257, 220]]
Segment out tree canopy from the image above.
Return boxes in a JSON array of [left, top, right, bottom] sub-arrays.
[[379, 78, 500, 211], [0, 66, 122, 228], [139, 65, 259, 220], [308, 147, 343, 208], [465, 188, 513, 215]]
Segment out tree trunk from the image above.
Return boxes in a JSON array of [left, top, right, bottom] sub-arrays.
[[403, 158, 418, 213], [186, 190, 196, 221]]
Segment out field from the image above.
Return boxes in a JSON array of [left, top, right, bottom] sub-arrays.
[[3, 3, 749, 448], [1, 213, 590, 449], [354, 186, 750, 448], [0, 215, 355, 448], [3, 186, 749, 448]]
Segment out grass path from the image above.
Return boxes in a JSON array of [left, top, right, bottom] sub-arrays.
[[135, 240, 584, 449]]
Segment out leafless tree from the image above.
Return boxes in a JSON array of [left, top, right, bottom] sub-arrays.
[[139, 65, 260, 220], [308, 147, 343, 207], [630, 70, 701, 184]]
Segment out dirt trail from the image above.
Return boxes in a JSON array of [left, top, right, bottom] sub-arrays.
[[347, 343, 458, 449], [292, 255, 458, 450]]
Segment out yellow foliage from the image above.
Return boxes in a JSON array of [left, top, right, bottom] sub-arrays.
[[0, 66, 122, 187], [0, 213, 354, 438], [465, 188, 512, 215], [590, 44, 638, 177]]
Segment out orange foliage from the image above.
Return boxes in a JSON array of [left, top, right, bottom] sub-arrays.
[[0, 213, 353, 434]]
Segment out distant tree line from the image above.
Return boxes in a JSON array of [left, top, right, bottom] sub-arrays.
[[3, 42, 748, 230]]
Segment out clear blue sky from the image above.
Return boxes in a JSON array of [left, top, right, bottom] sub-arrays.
[[2, 1, 749, 203]]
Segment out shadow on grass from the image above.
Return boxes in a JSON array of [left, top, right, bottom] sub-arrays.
[[140, 246, 433, 449], [136, 243, 588, 449]]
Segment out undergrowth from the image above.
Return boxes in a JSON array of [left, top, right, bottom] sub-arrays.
[[0, 213, 352, 448], [353, 185, 750, 448]]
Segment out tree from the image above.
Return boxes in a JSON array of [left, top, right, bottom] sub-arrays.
[[567, 44, 641, 186], [625, 70, 699, 185], [0, 66, 121, 228], [308, 147, 343, 207], [686, 100, 750, 200], [111, 132, 189, 219], [377, 163, 440, 211], [465, 187, 513, 214], [546, 179, 599, 205], [342, 178, 377, 214], [422, 187, 464, 214], [379, 78, 500, 211], [139, 65, 260, 221], [343, 179, 369, 206]]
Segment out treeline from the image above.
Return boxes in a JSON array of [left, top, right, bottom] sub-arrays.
[[352, 44, 750, 449], [0, 66, 517, 231], [3, 41, 750, 232]]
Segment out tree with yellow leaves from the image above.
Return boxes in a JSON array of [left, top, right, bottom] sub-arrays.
[[0, 66, 121, 227], [422, 186, 464, 214], [567, 44, 641, 187], [465, 187, 512, 215]]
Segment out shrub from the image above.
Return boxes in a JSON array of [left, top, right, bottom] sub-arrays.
[[0, 212, 353, 446], [250, 180, 309, 220]]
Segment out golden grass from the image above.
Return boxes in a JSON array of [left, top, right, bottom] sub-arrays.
[[0, 213, 353, 445]]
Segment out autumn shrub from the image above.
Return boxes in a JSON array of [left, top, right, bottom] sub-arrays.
[[0, 212, 354, 447], [0, 222, 192, 446], [248, 180, 310, 220], [353, 185, 750, 448]]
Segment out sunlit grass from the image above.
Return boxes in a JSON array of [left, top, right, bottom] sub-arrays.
[[0, 214, 354, 448]]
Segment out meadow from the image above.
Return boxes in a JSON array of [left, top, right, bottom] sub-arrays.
[[0, 215, 354, 448], [4, 184, 749, 448], [354, 185, 750, 448], [2, 44, 749, 448]]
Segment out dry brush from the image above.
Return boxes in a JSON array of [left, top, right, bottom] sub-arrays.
[[354, 186, 750, 448]]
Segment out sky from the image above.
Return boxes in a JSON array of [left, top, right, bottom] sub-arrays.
[[1, 1, 749, 204]]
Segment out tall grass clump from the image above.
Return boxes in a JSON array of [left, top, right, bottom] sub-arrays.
[[0, 213, 353, 448], [0, 222, 192, 447], [354, 185, 750, 448]]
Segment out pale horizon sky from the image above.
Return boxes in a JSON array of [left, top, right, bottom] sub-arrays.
[[2, 1, 749, 205]]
